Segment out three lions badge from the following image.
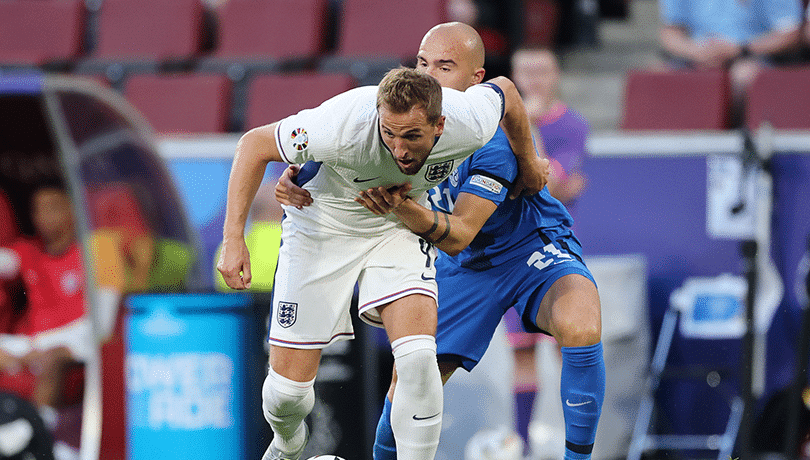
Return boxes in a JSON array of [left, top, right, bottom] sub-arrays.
[[425, 160, 453, 182]]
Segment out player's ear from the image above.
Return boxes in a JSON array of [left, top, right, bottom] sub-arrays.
[[471, 67, 485, 85], [434, 116, 445, 136]]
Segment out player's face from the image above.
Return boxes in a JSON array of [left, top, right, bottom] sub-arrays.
[[416, 38, 478, 91], [379, 104, 445, 175], [32, 188, 74, 245], [512, 50, 559, 101]]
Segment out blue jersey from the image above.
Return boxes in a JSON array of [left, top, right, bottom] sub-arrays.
[[427, 127, 573, 270]]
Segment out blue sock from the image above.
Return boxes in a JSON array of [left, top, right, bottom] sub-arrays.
[[373, 396, 397, 460], [560, 342, 605, 460]]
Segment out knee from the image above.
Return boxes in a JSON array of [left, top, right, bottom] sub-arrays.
[[553, 316, 601, 348], [391, 335, 440, 393], [262, 366, 315, 421]]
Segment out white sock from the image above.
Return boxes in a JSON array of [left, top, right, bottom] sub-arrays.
[[262, 364, 315, 453], [390, 335, 443, 460]]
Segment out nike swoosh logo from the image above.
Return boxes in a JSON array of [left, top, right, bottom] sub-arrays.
[[412, 412, 440, 421], [421, 273, 435, 281], [565, 399, 593, 407], [353, 176, 381, 183]]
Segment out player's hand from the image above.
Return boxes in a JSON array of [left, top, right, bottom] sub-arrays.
[[275, 164, 312, 209], [355, 183, 412, 215], [216, 237, 252, 289], [511, 155, 551, 199]]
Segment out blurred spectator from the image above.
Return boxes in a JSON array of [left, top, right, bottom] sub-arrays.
[[512, 48, 588, 223], [214, 182, 282, 292], [0, 181, 92, 459], [556, 0, 601, 49], [658, 0, 803, 124], [505, 48, 591, 446], [446, 0, 512, 76]]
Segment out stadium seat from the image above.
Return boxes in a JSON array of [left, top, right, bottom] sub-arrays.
[[745, 64, 810, 130], [523, 0, 560, 48], [621, 68, 732, 131], [86, 0, 205, 64], [208, 0, 329, 67], [124, 73, 232, 134], [243, 73, 357, 130], [86, 182, 156, 292], [335, 0, 445, 59], [0, 0, 85, 68], [321, 0, 446, 85]]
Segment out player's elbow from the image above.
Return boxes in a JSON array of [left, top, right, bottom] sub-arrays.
[[489, 76, 518, 102], [440, 236, 473, 257]]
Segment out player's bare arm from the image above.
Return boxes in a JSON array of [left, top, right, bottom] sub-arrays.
[[355, 187, 496, 256], [485, 76, 551, 198], [218, 123, 284, 290]]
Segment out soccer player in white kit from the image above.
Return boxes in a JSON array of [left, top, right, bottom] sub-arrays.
[[218, 63, 547, 460]]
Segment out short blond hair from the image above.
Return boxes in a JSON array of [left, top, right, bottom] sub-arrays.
[[377, 67, 443, 125]]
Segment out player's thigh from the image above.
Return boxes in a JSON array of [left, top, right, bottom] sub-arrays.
[[536, 273, 601, 347], [269, 345, 323, 382], [378, 293, 437, 343], [357, 230, 438, 330]]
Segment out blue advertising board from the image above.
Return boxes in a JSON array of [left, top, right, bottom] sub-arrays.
[[125, 293, 254, 460]]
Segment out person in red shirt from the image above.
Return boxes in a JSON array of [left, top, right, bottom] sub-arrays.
[[0, 181, 90, 429]]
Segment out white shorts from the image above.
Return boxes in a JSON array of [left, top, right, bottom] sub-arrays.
[[269, 220, 438, 349], [0, 317, 93, 362]]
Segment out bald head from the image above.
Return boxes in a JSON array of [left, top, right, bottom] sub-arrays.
[[416, 22, 486, 91], [421, 22, 485, 69]]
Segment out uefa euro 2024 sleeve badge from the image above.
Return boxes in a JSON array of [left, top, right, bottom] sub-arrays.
[[291, 128, 308, 151]]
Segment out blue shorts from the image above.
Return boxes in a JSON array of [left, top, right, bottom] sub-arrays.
[[435, 226, 596, 371]]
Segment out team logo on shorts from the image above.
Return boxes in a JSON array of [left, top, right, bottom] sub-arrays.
[[290, 128, 308, 151], [277, 301, 298, 328], [425, 160, 454, 182]]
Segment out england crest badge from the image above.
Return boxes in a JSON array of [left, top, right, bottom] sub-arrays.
[[425, 160, 453, 182], [277, 301, 298, 328]]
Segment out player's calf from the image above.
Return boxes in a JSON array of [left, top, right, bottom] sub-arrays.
[[262, 365, 315, 459], [389, 335, 443, 460]]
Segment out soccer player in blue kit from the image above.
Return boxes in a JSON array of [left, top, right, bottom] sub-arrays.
[[276, 22, 605, 460]]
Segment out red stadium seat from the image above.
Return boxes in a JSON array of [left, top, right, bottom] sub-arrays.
[[335, 0, 446, 60], [621, 68, 732, 131], [244, 72, 356, 130], [0, 0, 85, 67], [745, 64, 810, 130], [212, 0, 329, 64], [523, 0, 560, 48], [125, 73, 232, 134], [92, 0, 205, 63]]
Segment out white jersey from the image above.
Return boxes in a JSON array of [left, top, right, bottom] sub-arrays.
[[274, 83, 504, 236]]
